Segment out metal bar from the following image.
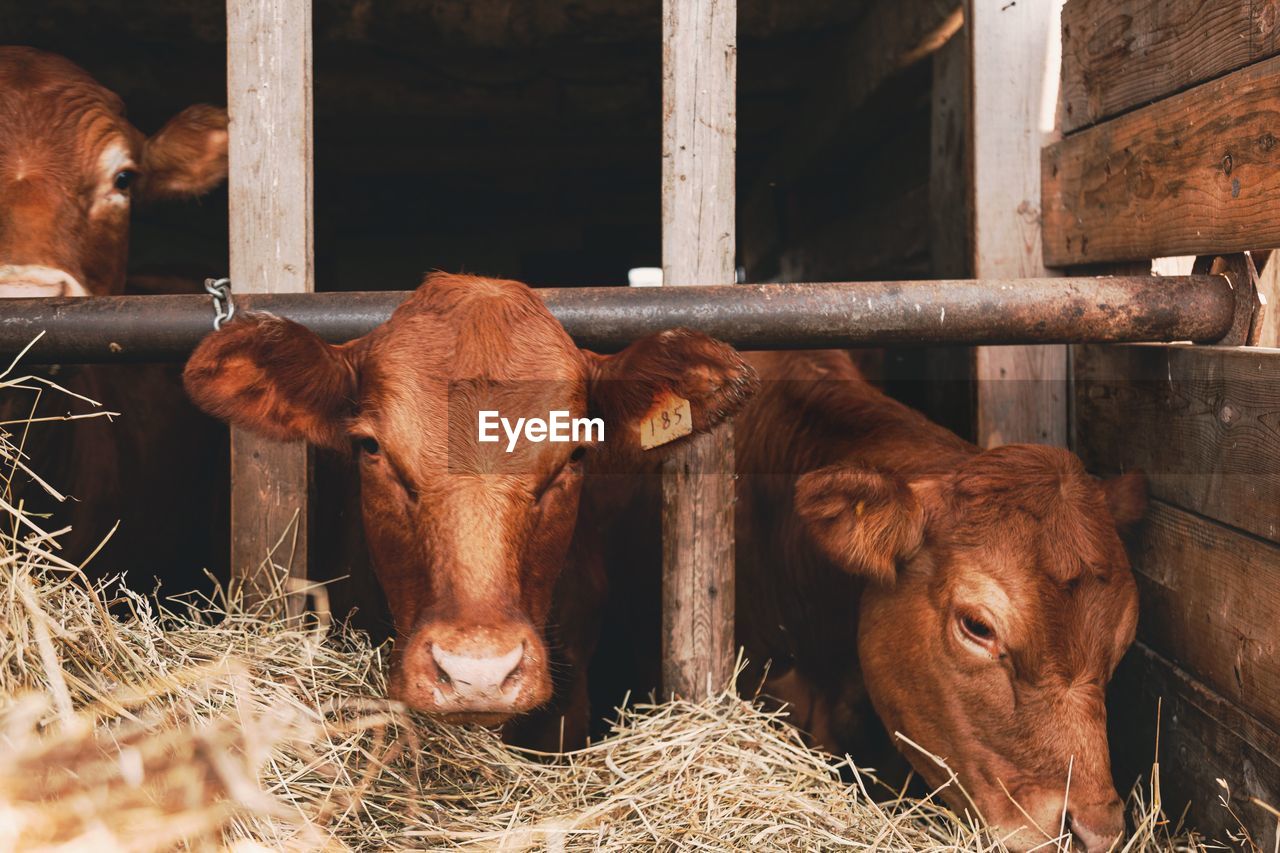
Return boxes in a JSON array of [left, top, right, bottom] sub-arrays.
[[0, 276, 1236, 363]]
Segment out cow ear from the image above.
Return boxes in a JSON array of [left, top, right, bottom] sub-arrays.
[[794, 466, 926, 585], [139, 105, 229, 200], [1102, 469, 1148, 533], [183, 314, 360, 451], [585, 329, 757, 455]]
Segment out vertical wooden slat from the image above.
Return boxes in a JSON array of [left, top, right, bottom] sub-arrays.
[[660, 0, 736, 698], [967, 0, 1068, 447], [226, 0, 314, 601]]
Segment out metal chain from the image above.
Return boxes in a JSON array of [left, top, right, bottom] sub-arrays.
[[204, 277, 235, 330]]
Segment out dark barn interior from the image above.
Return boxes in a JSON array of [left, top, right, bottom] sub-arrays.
[[9, 0, 967, 742], [8, 0, 963, 592], [9, 0, 946, 292]]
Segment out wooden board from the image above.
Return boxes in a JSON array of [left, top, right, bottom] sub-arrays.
[[1060, 0, 1280, 134], [968, 0, 1067, 447], [1074, 343, 1280, 542], [1109, 643, 1280, 849], [1124, 500, 1280, 732], [1043, 55, 1280, 266], [660, 0, 737, 698], [1258, 253, 1280, 348], [226, 0, 314, 601]]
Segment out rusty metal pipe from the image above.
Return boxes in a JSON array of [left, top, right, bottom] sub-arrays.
[[0, 276, 1236, 363]]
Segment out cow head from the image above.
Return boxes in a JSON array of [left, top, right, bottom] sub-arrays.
[[184, 272, 756, 723], [795, 445, 1147, 852], [0, 47, 228, 297]]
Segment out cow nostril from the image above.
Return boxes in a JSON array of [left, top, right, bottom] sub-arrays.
[[501, 660, 524, 692], [430, 642, 525, 698], [1066, 808, 1124, 853]]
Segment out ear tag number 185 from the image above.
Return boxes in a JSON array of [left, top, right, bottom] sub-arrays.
[[638, 392, 693, 450]]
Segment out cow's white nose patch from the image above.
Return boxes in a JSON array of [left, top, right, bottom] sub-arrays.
[[0, 265, 90, 298], [431, 643, 523, 699]]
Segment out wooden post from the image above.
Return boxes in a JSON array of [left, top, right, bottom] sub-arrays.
[[226, 0, 314, 602], [660, 0, 736, 698], [967, 0, 1067, 447]]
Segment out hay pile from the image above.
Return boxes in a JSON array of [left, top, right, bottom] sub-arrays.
[[0, 347, 1239, 851]]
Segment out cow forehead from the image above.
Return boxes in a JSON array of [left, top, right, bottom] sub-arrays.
[[942, 543, 1137, 674], [0, 50, 137, 178], [354, 275, 586, 471]]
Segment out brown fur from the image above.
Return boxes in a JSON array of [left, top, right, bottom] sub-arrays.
[[0, 51, 230, 590], [735, 350, 1146, 852], [185, 272, 757, 734], [0, 47, 227, 295]]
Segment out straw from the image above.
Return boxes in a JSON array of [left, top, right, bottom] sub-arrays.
[[0, 347, 1264, 852]]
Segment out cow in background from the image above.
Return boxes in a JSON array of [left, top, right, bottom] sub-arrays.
[[0, 46, 229, 587], [734, 350, 1146, 853], [184, 272, 757, 742]]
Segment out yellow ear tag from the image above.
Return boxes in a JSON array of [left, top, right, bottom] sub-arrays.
[[638, 390, 693, 450]]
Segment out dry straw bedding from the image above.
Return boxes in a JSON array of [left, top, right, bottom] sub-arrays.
[[0, 344, 1258, 851]]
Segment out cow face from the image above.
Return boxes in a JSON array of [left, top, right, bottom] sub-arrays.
[[0, 47, 228, 297], [185, 273, 756, 723], [795, 445, 1147, 853]]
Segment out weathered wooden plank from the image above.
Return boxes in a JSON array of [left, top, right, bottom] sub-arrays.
[[226, 0, 314, 600], [1060, 0, 1280, 134], [1074, 343, 1280, 542], [660, 0, 736, 698], [968, 0, 1068, 447], [1124, 500, 1280, 731], [1258, 252, 1280, 348], [1109, 643, 1280, 849], [1043, 55, 1280, 266]]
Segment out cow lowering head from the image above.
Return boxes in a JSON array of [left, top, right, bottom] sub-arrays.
[[794, 445, 1147, 852], [0, 47, 228, 297], [184, 272, 756, 723]]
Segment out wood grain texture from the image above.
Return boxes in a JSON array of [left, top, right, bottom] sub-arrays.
[[1074, 343, 1280, 542], [1060, 0, 1280, 134], [1043, 55, 1280, 266], [1127, 500, 1280, 731], [1258, 253, 1280, 347], [661, 427, 736, 698], [1109, 643, 1280, 850], [968, 0, 1068, 447], [660, 0, 736, 697], [227, 0, 314, 595]]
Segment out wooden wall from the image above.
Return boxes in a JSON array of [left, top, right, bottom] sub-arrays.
[[1047, 2, 1280, 845]]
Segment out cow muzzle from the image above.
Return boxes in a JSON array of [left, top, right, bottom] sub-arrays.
[[0, 265, 90, 298], [391, 620, 551, 721], [1065, 799, 1125, 853]]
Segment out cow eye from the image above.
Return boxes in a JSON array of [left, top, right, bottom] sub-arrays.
[[958, 612, 999, 651], [113, 169, 137, 192], [569, 445, 587, 463], [356, 436, 380, 456]]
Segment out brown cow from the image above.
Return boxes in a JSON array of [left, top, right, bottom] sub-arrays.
[[0, 47, 230, 585], [0, 46, 228, 297], [734, 350, 1145, 853], [183, 272, 756, 726]]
